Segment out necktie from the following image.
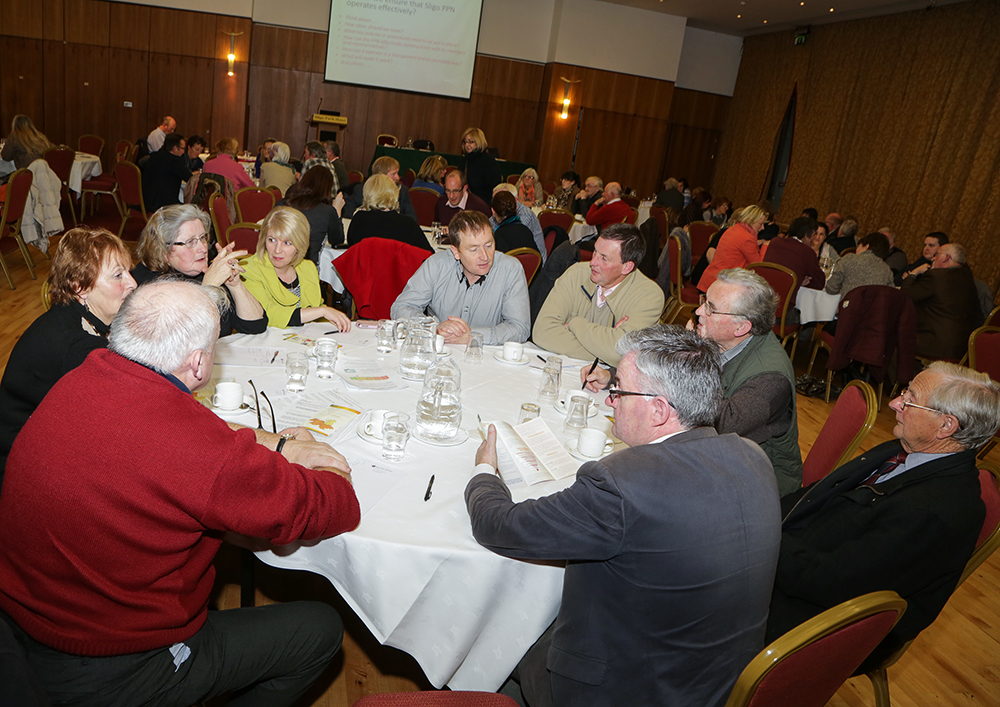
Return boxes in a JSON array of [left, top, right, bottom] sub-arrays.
[[858, 451, 908, 487]]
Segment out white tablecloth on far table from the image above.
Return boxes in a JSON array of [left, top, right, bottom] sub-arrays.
[[69, 152, 102, 194], [796, 287, 841, 325], [211, 323, 612, 690]]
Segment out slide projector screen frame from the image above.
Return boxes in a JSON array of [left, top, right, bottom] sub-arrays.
[[325, 0, 485, 100]]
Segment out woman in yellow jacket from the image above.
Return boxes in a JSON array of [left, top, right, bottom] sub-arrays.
[[240, 206, 351, 331]]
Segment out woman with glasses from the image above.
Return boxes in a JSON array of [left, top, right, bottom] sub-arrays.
[[458, 127, 501, 204], [240, 206, 351, 331], [0, 228, 135, 477], [132, 204, 266, 336]]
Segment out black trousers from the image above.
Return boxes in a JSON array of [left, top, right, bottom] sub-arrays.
[[3, 601, 342, 707]]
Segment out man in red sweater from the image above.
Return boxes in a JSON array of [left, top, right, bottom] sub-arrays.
[[0, 280, 360, 707], [585, 181, 632, 233]]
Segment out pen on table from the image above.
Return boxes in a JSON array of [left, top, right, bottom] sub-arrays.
[[583, 356, 600, 390], [424, 475, 435, 501], [477, 414, 487, 440], [269, 350, 278, 364], [324, 331, 338, 335]]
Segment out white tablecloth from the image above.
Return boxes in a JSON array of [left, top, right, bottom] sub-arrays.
[[69, 152, 102, 194], [796, 287, 841, 325], [211, 323, 611, 690], [567, 219, 597, 244]]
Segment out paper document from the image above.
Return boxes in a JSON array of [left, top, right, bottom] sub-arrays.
[[337, 357, 405, 390], [266, 389, 365, 436], [489, 418, 579, 486], [214, 343, 286, 367]]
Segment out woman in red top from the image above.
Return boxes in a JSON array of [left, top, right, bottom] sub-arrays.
[[696, 204, 767, 292]]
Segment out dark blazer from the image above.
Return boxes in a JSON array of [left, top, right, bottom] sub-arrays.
[[343, 180, 419, 223], [347, 209, 432, 253], [459, 150, 501, 204], [141, 150, 192, 214], [901, 265, 981, 361], [493, 220, 536, 253], [768, 439, 983, 670], [763, 236, 826, 299], [466, 427, 781, 707], [433, 191, 491, 227]]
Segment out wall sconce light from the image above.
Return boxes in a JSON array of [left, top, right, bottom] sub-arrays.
[[222, 31, 243, 76], [559, 76, 580, 120]]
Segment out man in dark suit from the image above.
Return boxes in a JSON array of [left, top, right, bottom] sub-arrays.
[[767, 362, 1000, 670], [142, 133, 193, 214], [467, 325, 781, 707]]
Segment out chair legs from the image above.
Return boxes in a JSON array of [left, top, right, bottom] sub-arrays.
[[867, 667, 891, 707]]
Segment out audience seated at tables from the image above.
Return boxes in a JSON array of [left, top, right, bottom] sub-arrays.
[[434, 169, 491, 227], [490, 191, 537, 254], [824, 231, 895, 297], [1, 114, 53, 169], [0, 278, 360, 707], [490, 183, 546, 262], [585, 181, 631, 232], [240, 206, 351, 331], [299, 140, 339, 192], [823, 211, 843, 244], [810, 220, 840, 269], [458, 127, 501, 205], [905, 231, 948, 277], [260, 141, 296, 197], [0, 228, 135, 481], [279, 165, 346, 262], [347, 174, 431, 254], [653, 176, 684, 211], [767, 362, 1000, 672], [551, 171, 580, 211], [184, 134, 207, 173], [879, 226, 909, 285], [533, 223, 664, 365], [324, 141, 350, 195], [901, 242, 982, 361], [343, 156, 418, 222], [516, 167, 544, 208], [827, 216, 859, 254], [131, 204, 266, 337], [571, 175, 603, 217], [412, 154, 447, 195], [763, 215, 827, 300], [203, 137, 254, 191], [697, 204, 766, 292], [678, 188, 711, 228], [253, 137, 276, 179], [145, 115, 175, 154], [391, 210, 529, 345], [142, 133, 194, 214], [705, 195, 732, 227], [469, 325, 781, 707]]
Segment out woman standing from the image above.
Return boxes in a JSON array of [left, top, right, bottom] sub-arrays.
[[458, 127, 501, 204]]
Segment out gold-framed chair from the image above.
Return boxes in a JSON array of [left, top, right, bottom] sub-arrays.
[[376, 134, 398, 147], [747, 261, 799, 361], [801, 379, 877, 487], [507, 247, 542, 287], [40, 279, 51, 311], [0, 168, 37, 289]]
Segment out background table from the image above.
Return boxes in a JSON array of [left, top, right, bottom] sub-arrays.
[[796, 287, 841, 324], [370, 146, 533, 182], [210, 323, 615, 690], [68, 152, 102, 194]]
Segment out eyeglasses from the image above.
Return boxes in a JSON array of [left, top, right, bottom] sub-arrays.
[[897, 388, 949, 416], [700, 299, 744, 318], [170, 233, 210, 249], [607, 385, 660, 403], [445, 188, 464, 195], [462, 138, 477, 144]]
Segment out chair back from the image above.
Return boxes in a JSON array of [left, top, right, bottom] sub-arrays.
[[543, 229, 556, 257], [960, 461, 1000, 585], [666, 234, 684, 295], [114, 139, 132, 162], [507, 247, 542, 286], [334, 238, 431, 320], [579, 249, 593, 262], [985, 304, 1000, 328], [128, 143, 140, 163], [621, 195, 640, 208], [348, 170, 364, 184], [210, 191, 233, 244], [650, 206, 669, 248], [542, 181, 556, 195], [265, 185, 283, 201], [2, 169, 33, 226], [235, 187, 275, 224], [506, 174, 518, 185], [224, 222, 261, 254], [802, 380, 877, 486], [688, 221, 719, 262], [724, 591, 907, 707], [78, 134, 104, 159], [538, 208, 573, 234], [747, 261, 797, 337], [623, 207, 637, 224], [827, 285, 917, 386], [376, 134, 398, 147], [113, 161, 145, 217], [402, 168, 416, 188], [412, 138, 435, 151], [40, 280, 51, 310], [43, 146, 74, 185], [968, 326, 1000, 381], [352, 692, 519, 706], [408, 187, 440, 227]]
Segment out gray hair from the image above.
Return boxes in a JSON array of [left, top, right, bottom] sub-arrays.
[[925, 362, 1000, 449], [616, 324, 723, 429], [269, 141, 290, 163], [841, 218, 859, 240], [136, 204, 212, 273], [715, 268, 778, 335], [492, 182, 516, 196], [941, 242, 967, 265], [109, 279, 227, 374]]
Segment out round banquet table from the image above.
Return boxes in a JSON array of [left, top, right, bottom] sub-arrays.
[[69, 152, 102, 194], [208, 322, 616, 691], [796, 287, 842, 325]]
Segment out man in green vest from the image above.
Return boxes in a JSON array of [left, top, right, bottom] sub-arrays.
[[582, 268, 802, 494]]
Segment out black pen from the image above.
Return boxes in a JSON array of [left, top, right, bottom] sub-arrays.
[[537, 355, 547, 363], [424, 474, 435, 501], [324, 330, 338, 335], [583, 356, 599, 390]]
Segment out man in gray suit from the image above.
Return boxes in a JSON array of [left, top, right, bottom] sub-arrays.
[[466, 325, 781, 707]]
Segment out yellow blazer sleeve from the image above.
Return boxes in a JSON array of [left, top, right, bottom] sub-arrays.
[[240, 255, 307, 329]]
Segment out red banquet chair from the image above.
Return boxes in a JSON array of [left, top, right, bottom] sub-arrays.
[[224, 222, 261, 254], [661, 234, 700, 325], [538, 208, 573, 234], [78, 134, 104, 160], [403, 168, 416, 188], [234, 187, 275, 224], [333, 238, 431, 320], [43, 146, 78, 226], [0, 168, 35, 289], [747, 261, 799, 360], [968, 326, 1000, 457], [210, 191, 233, 245], [507, 247, 541, 286], [801, 380, 878, 487], [113, 161, 147, 239], [688, 220, 718, 263], [408, 187, 440, 227]]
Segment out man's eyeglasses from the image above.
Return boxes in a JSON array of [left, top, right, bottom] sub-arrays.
[[700, 299, 744, 318], [170, 233, 210, 249], [897, 388, 949, 417]]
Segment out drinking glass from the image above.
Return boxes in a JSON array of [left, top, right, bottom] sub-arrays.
[[381, 413, 410, 462], [537, 362, 561, 404], [285, 352, 308, 393], [465, 331, 484, 364], [376, 319, 395, 353], [562, 397, 589, 442], [314, 337, 338, 379], [518, 403, 540, 424]]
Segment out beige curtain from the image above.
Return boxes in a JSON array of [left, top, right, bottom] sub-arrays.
[[714, 0, 1000, 299]]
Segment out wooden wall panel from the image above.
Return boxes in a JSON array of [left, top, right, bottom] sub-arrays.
[[110, 2, 150, 51], [43, 0, 65, 42], [215, 15, 251, 67], [43, 41, 67, 145], [634, 76, 673, 120], [211, 59, 248, 149], [0, 38, 46, 135], [478, 96, 540, 164], [622, 115, 671, 195], [63, 0, 110, 46], [148, 7, 217, 59], [662, 124, 721, 193], [0, 1, 45, 39], [63, 44, 110, 149], [107, 48, 149, 162], [669, 88, 730, 131], [482, 57, 545, 102], [309, 31, 328, 75], [251, 24, 318, 71], [147, 54, 215, 140], [308, 79, 371, 172], [246, 65, 317, 164]]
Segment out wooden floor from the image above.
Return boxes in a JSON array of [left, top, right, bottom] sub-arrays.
[[1, 224, 998, 707]]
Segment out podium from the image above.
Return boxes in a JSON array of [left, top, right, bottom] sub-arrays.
[[309, 112, 348, 144]]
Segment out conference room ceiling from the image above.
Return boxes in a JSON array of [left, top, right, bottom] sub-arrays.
[[598, 0, 971, 36]]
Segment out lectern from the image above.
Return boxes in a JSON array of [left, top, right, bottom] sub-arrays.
[[309, 111, 348, 143]]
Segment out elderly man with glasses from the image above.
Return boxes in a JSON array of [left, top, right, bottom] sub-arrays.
[[766, 361, 1000, 673], [584, 267, 802, 495], [467, 325, 781, 707]]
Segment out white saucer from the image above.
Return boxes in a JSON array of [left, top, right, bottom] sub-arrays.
[[355, 411, 384, 445], [493, 352, 530, 366], [566, 438, 614, 462], [209, 396, 257, 421], [412, 427, 471, 446], [436, 350, 452, 357], [554, 394, 599, 418]]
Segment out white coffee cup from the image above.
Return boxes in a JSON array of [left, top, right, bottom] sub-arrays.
[[365, 410, 395, 439], [578, 428, 613, 458], [503, 341, 524, 362], [435, 334, 446, 354], [212, 381, 244, 411]]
